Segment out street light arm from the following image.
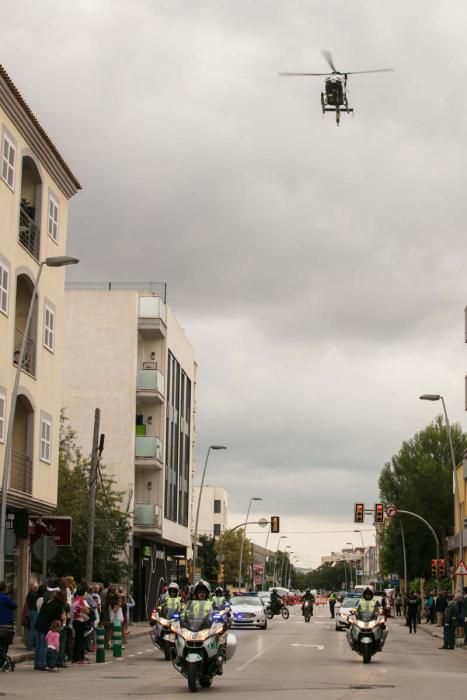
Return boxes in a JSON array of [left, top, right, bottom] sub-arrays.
[[192, 446, 212, 575]]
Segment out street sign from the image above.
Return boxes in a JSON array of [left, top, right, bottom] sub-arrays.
[[258, 518, 269, 528], [454, 560, 467, 576], [216, 553, 225, 563], [31, 535, 58, 562], [386, 504, 398, 518], [31, 517, 72, 546], [377, 576, 385, 585]]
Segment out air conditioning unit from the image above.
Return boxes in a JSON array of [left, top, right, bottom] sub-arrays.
[[143, 361, 157, 370]]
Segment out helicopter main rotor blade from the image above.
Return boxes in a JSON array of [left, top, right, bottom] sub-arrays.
[[279, 72, 330, 77], [322, 50, 338, 73], [345, 68, 394, 75]]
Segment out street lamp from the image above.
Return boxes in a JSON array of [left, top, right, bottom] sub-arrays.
[[285, 551, 294, 588], [273, 536, 287, 586], [192, 445, 227, 578], [346, 542, 357, 587], [280, 544, 291, 587], [354, 530, 365, 582], [0, 255, 79, 580], [420, 394, 464, 586], [238, 496, 262, 590]]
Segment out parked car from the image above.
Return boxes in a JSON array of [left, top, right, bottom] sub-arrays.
[[229, 594, 268, 630]]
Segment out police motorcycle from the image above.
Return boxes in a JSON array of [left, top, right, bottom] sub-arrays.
[[266, 589, 290, 620], [171, 581, 237, 693], [302, 589, 315, 622], [346, 588, 388, 664], [149, 581, 181, 660]]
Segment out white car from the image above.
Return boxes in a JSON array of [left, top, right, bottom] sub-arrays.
[[257, 591, 271, 607], [334, 595, 361, 631], [229, 594, 268, 630]]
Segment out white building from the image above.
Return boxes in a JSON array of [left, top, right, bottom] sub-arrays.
[[193, 485, 228, 539], [0, 64, 80, 600], [62, 284, 196, 618]]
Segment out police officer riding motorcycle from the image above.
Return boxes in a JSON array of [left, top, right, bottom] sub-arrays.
[[346, 587, 388, 663], [150, 581, 182, 660], [302, 588, 315, 621]]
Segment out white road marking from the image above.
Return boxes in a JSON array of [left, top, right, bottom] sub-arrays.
[[136, 651, 144, 655], [236, 638, 282, 672], [290, 643, 324, 650]]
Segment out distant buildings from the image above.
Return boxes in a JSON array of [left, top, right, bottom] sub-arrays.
[[62, 284, 196, 619], [193, 485, 228, 539], [0, 65, 80, 601]]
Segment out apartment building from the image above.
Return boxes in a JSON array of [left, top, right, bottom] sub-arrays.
[[0, 66, 80, 600], [62, 285, 196, 619], [193, 485, 228, 539]]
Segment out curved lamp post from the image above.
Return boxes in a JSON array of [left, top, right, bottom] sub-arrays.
[[237, 496, 262, 590], [192, 445, 226, 578], [420, 394, 464, 587], [0, 256, 79, 580]]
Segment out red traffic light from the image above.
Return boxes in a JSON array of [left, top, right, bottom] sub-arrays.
[[431, 559, 438, 577], [374, 503, 384, 523], [354, 503, 365, 523], [438, 559, 445, 577]]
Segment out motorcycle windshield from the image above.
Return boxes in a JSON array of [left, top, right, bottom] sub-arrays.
[[180, 611, 212, 633]]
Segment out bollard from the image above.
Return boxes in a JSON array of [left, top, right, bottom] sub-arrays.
[[96, 625, 106, 663], [112, 620, 122, 658]]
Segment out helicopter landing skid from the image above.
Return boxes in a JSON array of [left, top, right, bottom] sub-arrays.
[[322, 107, 354, 114]]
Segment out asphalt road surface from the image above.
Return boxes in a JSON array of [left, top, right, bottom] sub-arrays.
[[2, 606, 467, 699]]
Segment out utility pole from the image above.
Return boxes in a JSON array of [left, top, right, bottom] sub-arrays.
[[85, 409, 103, 582]]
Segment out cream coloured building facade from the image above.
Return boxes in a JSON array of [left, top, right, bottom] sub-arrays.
[[0, 65, 81, 596], [62, 285, 196, 618], [193, 485, 228, 539]]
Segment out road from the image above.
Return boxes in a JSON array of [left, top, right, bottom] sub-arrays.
[[2, 605, 467, 698]]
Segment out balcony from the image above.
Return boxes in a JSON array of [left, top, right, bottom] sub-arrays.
[[19, 205, 40, 261], [136, 367, 165, 403], [10, 449, 32, 494], [138, 296, 167, 338], [134, 503, 162, 530], [135, 436, 164, 468], [13, 327, 36, 377]]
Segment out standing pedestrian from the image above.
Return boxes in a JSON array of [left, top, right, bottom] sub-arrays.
[[328, 592, 337, 619], [34, 590, 66, 670], [406, 591, 418, 634], [395, 591, 402, 617], [45, 620, 61, 672], [0, 581, 16, 656], [23, 581, 38, 650], [72, 583, 91, 665], [435, 591, 447, 627], [426, 590, 436, 624], [440, 593, 459, 650]]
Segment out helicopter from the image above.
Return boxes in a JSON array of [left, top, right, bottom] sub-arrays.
[[279, 51, 393, 126]]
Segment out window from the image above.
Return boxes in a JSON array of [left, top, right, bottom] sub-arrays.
[[213, 523, 221, 538], [43, 304, 55, 352], [214, 499, 221, 514], [48, 195, 59, 241], [40, 417, 51, 463], [0, 392, 5, 443], [1, 133, 15, 189], [0, 260, 8, 315]]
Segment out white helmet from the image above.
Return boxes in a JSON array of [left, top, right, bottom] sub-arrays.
[[168, 582, 179, 594]]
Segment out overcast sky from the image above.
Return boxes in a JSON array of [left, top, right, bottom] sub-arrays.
[[3, 0, 467, 570]]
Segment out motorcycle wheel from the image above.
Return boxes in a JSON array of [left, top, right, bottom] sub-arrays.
[[164, 642, 172, 661], [362, 646, 372, 664], [187, 664, 199, 693], [200, 677, 212, 688], [266, 608, 274, 620], [281, 607, 290, 620]]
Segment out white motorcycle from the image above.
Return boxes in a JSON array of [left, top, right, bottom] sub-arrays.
[[346, 612, 388, 663], [172, 610, 237, 692], [149, 607, 179, 661]]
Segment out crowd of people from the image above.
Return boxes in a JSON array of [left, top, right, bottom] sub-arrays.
[[0, 577, 135, 671]]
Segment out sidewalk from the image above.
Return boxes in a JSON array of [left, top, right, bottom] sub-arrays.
[[391, 614, 466, 648], [8, 621, 151, 664]]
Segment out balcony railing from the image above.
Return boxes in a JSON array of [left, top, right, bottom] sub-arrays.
[[135, 436, 163, 461], [10, 449, 32, 494], [139, 296, 166, 321], [14, 327, 36, 377], [134, 503, 162, 528], [136, 368, 165, 396], [19, 206, 40, 261]]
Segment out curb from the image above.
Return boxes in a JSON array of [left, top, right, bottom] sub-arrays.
[[10, 624, 151, 664]]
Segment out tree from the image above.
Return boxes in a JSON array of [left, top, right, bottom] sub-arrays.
[[294, 563, 347, 591], [198, 535, 218, 583], [47, 413, 132, 582], [378, 416, 467, 579], [215, 529, 252, 587]]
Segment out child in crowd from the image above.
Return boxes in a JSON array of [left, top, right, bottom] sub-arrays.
[[45, 620, 62, 672]]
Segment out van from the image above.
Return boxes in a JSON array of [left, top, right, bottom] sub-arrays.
[[353, 584, 373, 595]]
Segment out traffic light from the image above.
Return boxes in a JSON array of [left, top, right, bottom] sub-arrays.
[[374, 503, 384, 523], [438, 559, 445, 577], [354, 503, 365, 523], [271, 516, 280, 533], [431, 559, 438, 577]]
